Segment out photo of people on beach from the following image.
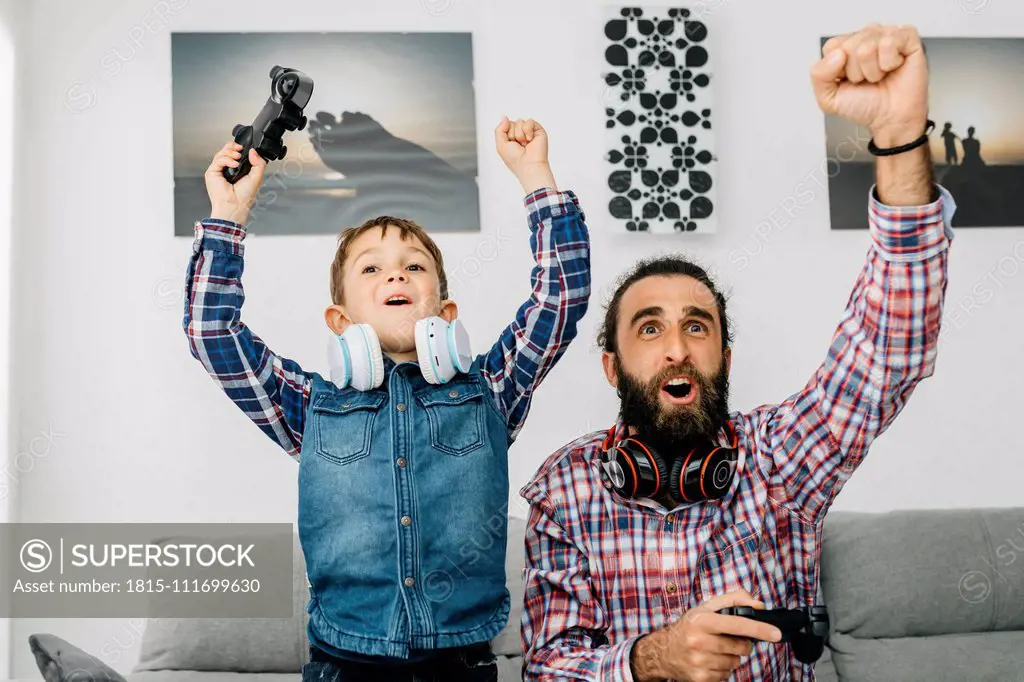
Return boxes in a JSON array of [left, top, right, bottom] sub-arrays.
[[823, 37, 1024, 229]]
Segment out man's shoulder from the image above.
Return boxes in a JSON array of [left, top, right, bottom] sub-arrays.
[[520, 429, 607, 508]]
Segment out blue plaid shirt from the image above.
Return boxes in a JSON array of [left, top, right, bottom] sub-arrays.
[[182, 186, 591, 459]]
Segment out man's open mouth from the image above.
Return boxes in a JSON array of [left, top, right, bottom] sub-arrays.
[[660, 376, 696, 404], [384, 295, 412, 306]]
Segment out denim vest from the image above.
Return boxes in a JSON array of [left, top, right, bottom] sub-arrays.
[[297, 355, 511, 659]]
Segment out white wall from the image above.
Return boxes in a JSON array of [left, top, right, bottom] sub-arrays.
[[10, 0, 1024, 677], [0, 0, 28, 676]]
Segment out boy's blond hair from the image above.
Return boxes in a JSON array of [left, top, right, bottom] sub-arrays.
[[330, 216, 448, 306]]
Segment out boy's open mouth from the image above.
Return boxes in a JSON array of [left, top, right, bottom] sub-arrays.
[[384, 295, 412, 307]]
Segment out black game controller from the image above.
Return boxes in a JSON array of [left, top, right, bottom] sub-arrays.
[[223, 65, 314, 184], [717, 606, 829, 664]]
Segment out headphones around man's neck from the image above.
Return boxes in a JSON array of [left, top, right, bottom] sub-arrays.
[[600, 421, 740, 506], [327, 317, 473, 391]]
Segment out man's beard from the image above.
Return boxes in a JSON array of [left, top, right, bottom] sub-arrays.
[[614, 354, 730, 451]]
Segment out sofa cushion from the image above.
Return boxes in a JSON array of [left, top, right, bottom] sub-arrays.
[[821, 508, 1024, 639], [130, 672, 299, 682], [133, 533, 309, 673], [827, 630, 1024, 681], [134, 519, 529, 672]]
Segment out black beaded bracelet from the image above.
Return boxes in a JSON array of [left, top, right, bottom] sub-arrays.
[[867, 120, 935, 156]]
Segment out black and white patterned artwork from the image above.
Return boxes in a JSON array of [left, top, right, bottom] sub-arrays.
[[603, 6, 716, 233]]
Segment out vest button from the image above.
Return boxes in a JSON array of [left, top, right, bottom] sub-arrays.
[[340, 402, 351, 408], [396, 457, 407, 468], [404, 577, 415, 587], [448, 390, 459, 398], [396, 403, 407, 412], [401, 516, 412, 527]]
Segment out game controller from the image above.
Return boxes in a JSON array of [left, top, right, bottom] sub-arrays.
[[717, 606, 829, 664], [223, 65, 314, 184]]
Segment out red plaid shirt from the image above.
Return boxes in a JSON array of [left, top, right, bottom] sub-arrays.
[[519, 186, 956, 681]]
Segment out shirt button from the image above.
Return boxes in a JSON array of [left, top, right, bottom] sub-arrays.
[[401, 516, 412, 527], [404, 577, 415, 587], [665, 583, 678, 594], [396, 403, 407, 412], [396, 457, 407, 468]]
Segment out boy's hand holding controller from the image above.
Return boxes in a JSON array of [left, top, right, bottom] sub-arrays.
[[495, 116, 558, 194], [205, 141, 268, 225]]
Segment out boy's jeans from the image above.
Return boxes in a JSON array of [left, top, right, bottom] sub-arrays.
[[301, 643, 498, 682]]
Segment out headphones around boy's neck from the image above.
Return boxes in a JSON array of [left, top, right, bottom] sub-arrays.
[[327, 316, 472, 391], [600, 421, 740, 506]]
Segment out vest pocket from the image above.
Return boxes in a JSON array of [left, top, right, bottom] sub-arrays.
[[312, 392, 385, 465], [413, 381, 487, 456]]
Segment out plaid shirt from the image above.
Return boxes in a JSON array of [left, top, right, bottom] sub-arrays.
[[182, 187, 591, 458], [519, 186, 956, 682]]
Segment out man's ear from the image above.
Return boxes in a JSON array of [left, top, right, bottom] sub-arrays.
[[324, 304, 352, 336], [438, 299, 459, 323], [723, 346, 732, 376], [602, 351, 619, 388]]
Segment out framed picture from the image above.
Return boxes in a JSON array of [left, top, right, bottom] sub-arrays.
[[602, 6, 718, 233], [171, 32, 480, 235], [823, 37, 1024, 229]]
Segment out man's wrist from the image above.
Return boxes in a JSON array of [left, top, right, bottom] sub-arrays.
[[871, 117, 935, 207], [871, 119, 928, 148], [517, 163, 557, 195], [629, 632, 665, 682]]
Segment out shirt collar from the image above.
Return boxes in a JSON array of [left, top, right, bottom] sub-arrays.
[[605, 415, 736, 451]]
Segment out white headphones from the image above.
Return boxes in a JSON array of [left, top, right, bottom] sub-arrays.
[[327, 317, 473, 391]]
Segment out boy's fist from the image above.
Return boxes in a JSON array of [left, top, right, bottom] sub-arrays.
[[495, 116, 556, 194], [204, 141, 268, 225]]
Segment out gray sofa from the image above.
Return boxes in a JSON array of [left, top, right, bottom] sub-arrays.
[[28, 508, 1024, 681]]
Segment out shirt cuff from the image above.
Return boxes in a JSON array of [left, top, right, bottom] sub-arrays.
[[524, 188, 585, 228], [191, 218, 247, 257], [598, 635, 640, 682], [867, 184, 956, 262]]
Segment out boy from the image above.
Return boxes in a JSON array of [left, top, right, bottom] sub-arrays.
[[182, 117, 591, 682]]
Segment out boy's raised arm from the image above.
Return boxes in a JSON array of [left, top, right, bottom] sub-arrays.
[[182, 142, 314, 460], [481, 118, 592, 441]]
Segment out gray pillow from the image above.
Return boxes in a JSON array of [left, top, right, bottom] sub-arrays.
[[134, 520, 530, 671], [133, 533, 309, 674], [29, 633, 128, 682]]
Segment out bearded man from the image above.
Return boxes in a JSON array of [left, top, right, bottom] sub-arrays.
[[519, 23, 956, 682]]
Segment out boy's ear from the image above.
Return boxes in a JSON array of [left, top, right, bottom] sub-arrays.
[[438, 299, 459, 323], [324, 305, 352, 335]]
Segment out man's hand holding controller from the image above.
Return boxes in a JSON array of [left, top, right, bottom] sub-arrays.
[[204, 141, 268, 225], [630, 590, 782, 682]]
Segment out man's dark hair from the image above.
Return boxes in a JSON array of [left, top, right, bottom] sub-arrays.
[[596, 255, 733, 355]]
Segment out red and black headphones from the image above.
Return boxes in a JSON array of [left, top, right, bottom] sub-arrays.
[[600, 421, 740, 505]]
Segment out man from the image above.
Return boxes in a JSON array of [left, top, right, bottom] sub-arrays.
[[519, 23, 956, 682]]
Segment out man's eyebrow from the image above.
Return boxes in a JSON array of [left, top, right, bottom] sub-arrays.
[[629, 306, 663, 329], [682, 306, 715, 324], [629, 305, 716, 328]]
